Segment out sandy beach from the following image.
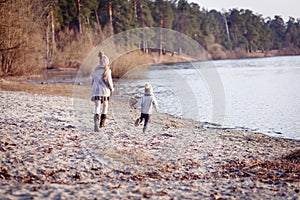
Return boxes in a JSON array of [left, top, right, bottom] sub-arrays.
[[0, 88, 300, 199]]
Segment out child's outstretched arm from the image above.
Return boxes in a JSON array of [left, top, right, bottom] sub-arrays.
[[153, 97, 159, 113], [107, 69, 114, 92], [132, 98, 142, 109]]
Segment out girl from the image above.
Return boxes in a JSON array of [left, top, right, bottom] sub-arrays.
[[91, 51, 114, 132]]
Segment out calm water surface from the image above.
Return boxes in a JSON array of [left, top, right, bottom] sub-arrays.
[[115, 56, 300, 140]]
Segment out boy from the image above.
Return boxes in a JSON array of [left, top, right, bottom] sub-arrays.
[[132, 83, 158, 133]]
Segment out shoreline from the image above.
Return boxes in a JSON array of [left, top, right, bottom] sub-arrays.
[[1, 77, 299, 141], [1, 88, 300, 199]]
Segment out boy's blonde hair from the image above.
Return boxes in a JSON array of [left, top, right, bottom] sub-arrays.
[[145, 82, 153, 95]]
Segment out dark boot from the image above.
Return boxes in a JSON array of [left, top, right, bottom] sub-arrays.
[[94, 114, 100, 132], [135, 118, 141, 127], [142, 127, 147, 133], [100, 114, 107, 128]]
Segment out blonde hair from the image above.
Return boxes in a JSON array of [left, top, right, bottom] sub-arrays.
[[103, 65, 110, 84], [97, 51, 110, 84], [145, 82, 151, 89], [144, 82, 153, 95]]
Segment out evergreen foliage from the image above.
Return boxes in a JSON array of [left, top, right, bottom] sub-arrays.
[[1, 0, 300, 76], [54, 0, 300, 52]]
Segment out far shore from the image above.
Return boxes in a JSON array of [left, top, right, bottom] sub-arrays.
[[1, 50, 300, 83]]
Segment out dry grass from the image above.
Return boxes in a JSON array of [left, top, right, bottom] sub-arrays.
[[0, 78, 74, 97], [110, 50, 194, 79], [0, 50, 193, 98], [110, 51, 154, 79], [208, 43, 227, 60]]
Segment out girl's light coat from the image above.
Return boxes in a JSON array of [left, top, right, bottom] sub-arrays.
[[91, 66, 113, 97]]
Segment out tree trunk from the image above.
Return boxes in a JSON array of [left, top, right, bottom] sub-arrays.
[[94, 9, 104, 40], [108, 0, 113, 35], [77, 0, 82, 34], [51, 8, 56, 53], [95, 9, 100, 25], [133, 0, 137, 20], [223, 14, 230, 42], [139, 2, 144, 26], [46, 13, 50, 68], [159, 16, 163, 56]]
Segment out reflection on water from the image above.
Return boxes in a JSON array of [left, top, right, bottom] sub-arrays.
[[28, 68, 87, 84]]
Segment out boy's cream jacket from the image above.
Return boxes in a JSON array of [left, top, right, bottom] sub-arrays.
[[134, 95, 158, 114]]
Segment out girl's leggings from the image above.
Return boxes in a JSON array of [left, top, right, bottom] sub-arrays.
[[94, 100, 108, 115]]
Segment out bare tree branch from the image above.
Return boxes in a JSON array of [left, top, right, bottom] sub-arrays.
[[0, 44, 20, 52]]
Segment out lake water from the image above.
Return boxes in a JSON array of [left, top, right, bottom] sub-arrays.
[[114, 56, 300, 140]]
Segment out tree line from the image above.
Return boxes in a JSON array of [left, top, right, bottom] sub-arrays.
[[1, 0, 300, 76]]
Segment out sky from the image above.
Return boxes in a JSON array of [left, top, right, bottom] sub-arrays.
[[191, 0, 300, 22]]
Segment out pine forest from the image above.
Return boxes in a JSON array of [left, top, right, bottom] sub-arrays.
[[1, 0, 300, 76]]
